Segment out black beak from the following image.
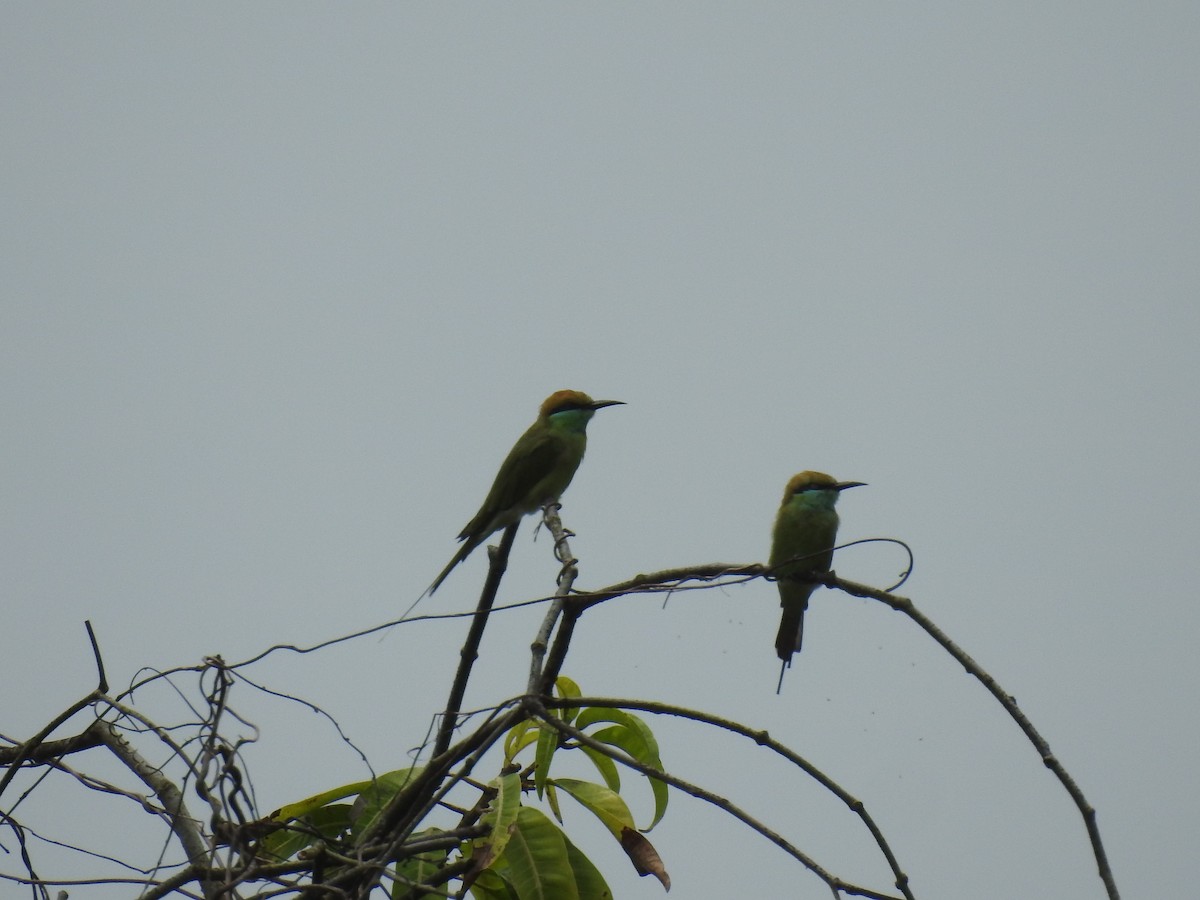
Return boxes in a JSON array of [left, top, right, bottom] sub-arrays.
[[835, 481, 867, 491], [589, 400, 625, 410]]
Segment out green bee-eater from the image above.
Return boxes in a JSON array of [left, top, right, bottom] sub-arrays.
[[770, 471, 865, 678], [425, 390, 624, 595]]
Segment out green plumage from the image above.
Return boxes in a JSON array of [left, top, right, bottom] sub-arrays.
[[770, 472, 864, 677], [425, 390, 622, 596]]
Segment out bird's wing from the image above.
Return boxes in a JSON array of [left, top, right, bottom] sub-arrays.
[[457, 429, 565, 540]]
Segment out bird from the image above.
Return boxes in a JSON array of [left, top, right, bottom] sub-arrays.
[[770, 471, 865, 688], [424, 390, 624, 596]]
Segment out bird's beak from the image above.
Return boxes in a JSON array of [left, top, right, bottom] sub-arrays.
[[589, 399, 625, 410], [835, 481, 867, 491]]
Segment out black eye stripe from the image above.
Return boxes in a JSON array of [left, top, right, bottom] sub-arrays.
[[549, 402, 587, 415]]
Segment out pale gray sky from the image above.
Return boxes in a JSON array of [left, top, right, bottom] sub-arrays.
[[2, 5, 1197, 899]]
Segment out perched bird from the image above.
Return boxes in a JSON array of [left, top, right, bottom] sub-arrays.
[[770, 471, 865, 685], [425, 390, 624, 595]]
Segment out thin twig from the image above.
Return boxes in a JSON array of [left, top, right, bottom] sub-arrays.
[[0, 692, 103, 802], [0, 624, 111, 803], [527, 504, 577, 693], [84, 620, 108, 693]]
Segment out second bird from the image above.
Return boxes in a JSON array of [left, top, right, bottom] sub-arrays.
[[770, 471, 865, 679], [425, 389, 624, 595]]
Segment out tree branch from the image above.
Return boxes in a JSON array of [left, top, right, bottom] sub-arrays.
[[90, 719, 216, 900], [535, 700, 907, 900], [434, 524, 519, 759], [546, 695, 914, 900], [528, 503, 580, 693], [824, 573, 1120, 900]]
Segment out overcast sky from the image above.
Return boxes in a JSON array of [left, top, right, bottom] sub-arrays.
[[3, 5, 1197, 899]]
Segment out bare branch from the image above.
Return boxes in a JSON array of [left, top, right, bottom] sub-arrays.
[[0, 694, 103, 803], [95, 695, 223, 825], [434, 523, 519, 759], [527, 503, 578, 693], [824, 573, 1120, 900], [0, 730, 103, 765], [84, 620, 108, 694], [89, 719, 216, 899], [2, 549, 1117, 900]]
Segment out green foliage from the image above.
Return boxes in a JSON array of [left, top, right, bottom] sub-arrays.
[[551, 779, 634, 841], [352, 768, 427, 840], [391, 833, 450, 900], [480, 806, 612, 900], [477, 770, 522, 865], [261, 766, 423, 862], [260, 802, 352, 863], [260, 678, 669, 898], [465, 677, 670, 896], [571, 707, 669, 831]]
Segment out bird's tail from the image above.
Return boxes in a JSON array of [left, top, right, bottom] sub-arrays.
[[774, 599, 807, 662], [774, 600, 807, 693], [424, 536, 482, 597]]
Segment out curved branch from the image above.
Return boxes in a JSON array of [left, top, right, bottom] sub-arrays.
[[564, 560, 1118, 900], [534, 701, 907, 900], [824, 574, 1119, 900], [546, 695, 914, 900]]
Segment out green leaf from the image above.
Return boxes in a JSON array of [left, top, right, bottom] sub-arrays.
[[264, 767, 425, 863], [259, 802, 351, 861], [391, 837, 449, 900], [470, 868, 519, 900], [551, 778, 635, 841], [545, 780, 563, 825], [561, 831, 613, 900], [488, 808, 612, 900], [504, 718, 539, 763], [269, 779, 375, 824], [350, 767, 425, 839], [478, 770, 522, 863], [553, 676, 582, 725], [578, 745, 620, 793], [533, 719, 559, 799], [554, 675, 581, 699], [575, 709, 661, 761], [502, 807, 579, 900], [575, 708, 669, 831]]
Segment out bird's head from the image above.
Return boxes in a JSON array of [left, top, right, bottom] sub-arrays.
[[539, 390, 625, 423], [782, 471, 866, 506]]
